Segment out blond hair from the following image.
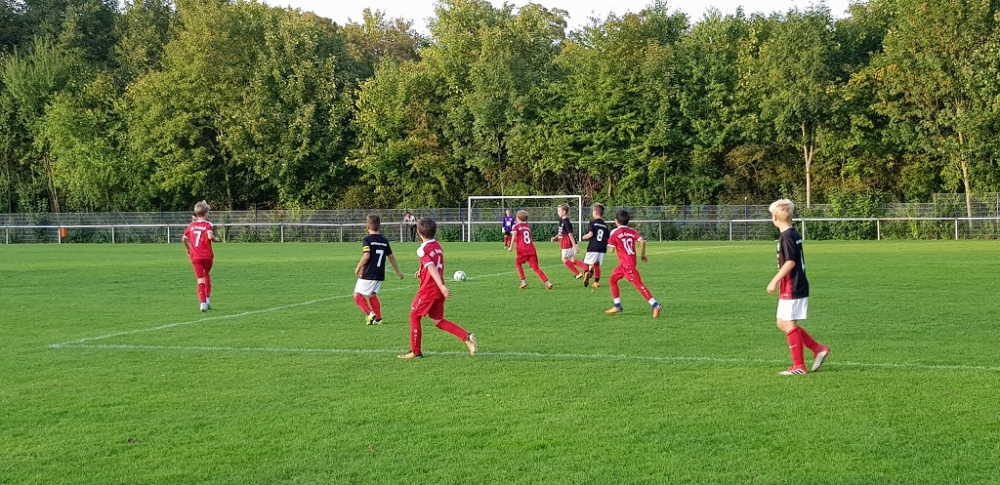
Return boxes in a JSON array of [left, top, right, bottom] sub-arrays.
[[194, 200, 211, 217], [516, 210, 529, 222], [769, 199, 794, 223], [557, 203, 570, 215]]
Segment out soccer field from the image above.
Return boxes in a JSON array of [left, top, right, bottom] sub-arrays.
[[3, 240, 999, 484]]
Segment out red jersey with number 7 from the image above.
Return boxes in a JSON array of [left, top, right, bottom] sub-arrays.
[[183, 220, 215, 261], [608, 226, 643, 270], [416, 239, 445, 299], [510, 222, 537, 256]]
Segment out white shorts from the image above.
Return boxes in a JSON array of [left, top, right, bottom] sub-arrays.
[[561, 248, 577, 259], [583, 252, 605, 265], [354, 279, 383, 296], [777, 298, 808, 321]]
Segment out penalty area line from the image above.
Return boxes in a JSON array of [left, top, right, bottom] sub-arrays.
[[51, 344, 1000, 373]]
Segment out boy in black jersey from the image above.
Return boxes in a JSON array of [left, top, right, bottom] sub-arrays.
[[767, 199, 830, 375], [580, 203, 610, 288], [354, 215, 405, 325]]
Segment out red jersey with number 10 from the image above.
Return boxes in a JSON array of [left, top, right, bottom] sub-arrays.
[[608, 226, 643, 270], [510, 222, 537, 256], [183, 220, 215, 261], [416, 239, 445, 299]]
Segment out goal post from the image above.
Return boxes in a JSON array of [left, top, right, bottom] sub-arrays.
[[467, 195, 584, 242]]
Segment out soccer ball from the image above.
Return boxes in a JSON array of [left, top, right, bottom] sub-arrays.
[[453, 270, 467, 281]]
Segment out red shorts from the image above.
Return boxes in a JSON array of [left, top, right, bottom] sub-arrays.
[[191, 259, 214, 278], [411, 294, 445, 320], [516, 253, 539, 266], [610, 266, 642, 284]]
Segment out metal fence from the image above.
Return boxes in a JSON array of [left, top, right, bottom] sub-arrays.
[[4, 216, 1000, 244]]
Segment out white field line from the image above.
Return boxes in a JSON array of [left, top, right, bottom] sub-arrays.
[[54, 344, 1000, 373], [51, 245, 734, 348]]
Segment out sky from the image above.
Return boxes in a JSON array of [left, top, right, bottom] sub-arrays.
[[266, 0, 856, 32]]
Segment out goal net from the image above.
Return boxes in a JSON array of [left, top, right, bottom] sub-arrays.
[[466, 195, 584, 242]]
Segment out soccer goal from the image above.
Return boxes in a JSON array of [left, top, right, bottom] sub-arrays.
[[466, 195, 584, 242]]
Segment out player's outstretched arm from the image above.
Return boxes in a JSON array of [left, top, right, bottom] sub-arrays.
[[581, 230, 593, 241], [207, 230, 221, 242], [388, 254, 404, 279], [356, 252, 370, 277], [426, 262, 451, 298]]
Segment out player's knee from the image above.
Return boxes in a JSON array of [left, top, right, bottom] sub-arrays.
[[197, 277, 206, 284], [776, 319, 797, 333]]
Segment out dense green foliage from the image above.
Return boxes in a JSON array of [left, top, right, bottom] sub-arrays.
[[3, 0, 1000, 212], [4, 241, 1000, 483]]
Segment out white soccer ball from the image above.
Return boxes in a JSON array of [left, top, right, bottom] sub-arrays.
[[453, 270, 467, 281]]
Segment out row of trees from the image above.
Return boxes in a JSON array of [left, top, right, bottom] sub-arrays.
[[2, 0, 1000, 214]]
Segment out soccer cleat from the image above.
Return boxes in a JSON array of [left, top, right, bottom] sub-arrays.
[[652, 303, 662, 319], [812, 347, 831, 372], [200, 302, 208, 312], [365, 312, 377, 326], [605, 305, 623, 315], [397, 351, 423, 359], [465, 333, 478, 356], [519, 283, 528, 289], [591, 282, 600, 289], [545, 282, 554, 290], [779, 366, 808, 376], [575, 273, 584, 280], [374, 319, 384, 325], [583, 269, 592, 287], [205, 299, 212, 310]]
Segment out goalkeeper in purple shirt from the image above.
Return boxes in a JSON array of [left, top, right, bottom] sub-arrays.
[[502, 209, 515, 248]]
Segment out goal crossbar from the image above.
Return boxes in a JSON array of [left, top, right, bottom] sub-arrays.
[[467, 195, 583, 242]]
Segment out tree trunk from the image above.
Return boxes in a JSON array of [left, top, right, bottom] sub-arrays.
[[224, 167, 233, 210], [958, 133, 973, 230], [42, 156, 60, 213], [801, 123, 814, 208]]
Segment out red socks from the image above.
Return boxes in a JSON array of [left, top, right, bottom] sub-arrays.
[[798, 327, 824, 353], [786, 328, 806, 368], [563, 260, 579, 275], [409, 312, 422, 353], [594, 263, 601, 281], [205, 275, 212, 298], [610, 279, 621, 299], [197, 283, 207, 303], [515, 263, 526, 281], [574, 260, 588, 272], [369, 296, 381, 320], [436, 319, 469, 341], [354, 294, 371, 314]]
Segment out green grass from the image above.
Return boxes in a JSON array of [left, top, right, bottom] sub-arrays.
[[3, 240, 1000, 484]]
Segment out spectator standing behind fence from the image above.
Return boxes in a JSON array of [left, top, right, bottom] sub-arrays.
[[403, 211, 417, 242]]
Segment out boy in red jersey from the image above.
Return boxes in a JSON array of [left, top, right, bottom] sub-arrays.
[[398, 218, 478, 359], [605, 210, 662, 318], [182, 200, 221, 312], [551, 203, 588, 278], [767, 199, 830, 376], [508, 210, 553, 290], [354, 215, 405, 325]]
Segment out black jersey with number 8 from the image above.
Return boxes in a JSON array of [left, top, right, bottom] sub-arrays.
[[587, 219, 610, 253]]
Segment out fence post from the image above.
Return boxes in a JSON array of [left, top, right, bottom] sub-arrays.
[[876, 219, 881, 241], [58, 227, 62, 244], [462, 222, 466, 242], [728, 221, 733, 242], [5, 226, 8, 244], [955, 219, 959, 240], [280, 223, 284, 243], [111, 225, 116, 244], [166, 224, 170, 243], [340, 224, 344, 243]]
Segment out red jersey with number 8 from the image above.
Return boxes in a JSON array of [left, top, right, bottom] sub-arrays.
[[608, 226, 643, 270], [510, 222, 537, 256], [184, 220, 215, 261], [416, 239, 445, 299]]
